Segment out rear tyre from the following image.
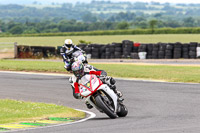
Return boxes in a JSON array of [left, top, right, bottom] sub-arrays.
[[95, 95, 117, 119]]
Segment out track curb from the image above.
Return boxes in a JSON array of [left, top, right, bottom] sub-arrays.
[[0, 109, 96, 132]]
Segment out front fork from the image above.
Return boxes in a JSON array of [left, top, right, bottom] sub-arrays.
[[86, 85, 118, 113], [86, 95, 103, 112]]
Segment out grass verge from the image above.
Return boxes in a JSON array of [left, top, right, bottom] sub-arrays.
[[0, 59, 200, 83], [0, 99, 85, 124], [1, 34, 200, 46]]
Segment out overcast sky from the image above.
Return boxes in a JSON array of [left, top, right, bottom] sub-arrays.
[[1, 0, 200, 5], [111, 0, 200, 4]]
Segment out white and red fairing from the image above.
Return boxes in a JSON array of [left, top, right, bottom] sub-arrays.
[[79, 74, 118, 113], [79, 74, 103, 97]]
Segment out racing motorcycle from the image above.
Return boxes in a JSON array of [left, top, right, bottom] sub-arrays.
[[70, 74, 128, 119], [71, 50, 88, 65]]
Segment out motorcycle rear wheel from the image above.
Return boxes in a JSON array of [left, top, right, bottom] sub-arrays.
[[95, 95, 117, 119]]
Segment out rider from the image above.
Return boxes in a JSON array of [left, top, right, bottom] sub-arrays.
[[60, 39, 87, 72], [70, 61, 122, 109]]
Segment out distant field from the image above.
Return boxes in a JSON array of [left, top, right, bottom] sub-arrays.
[[1, 34, 200, 46]]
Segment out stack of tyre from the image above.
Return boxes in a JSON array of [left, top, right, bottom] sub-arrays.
[[99, 45, 106, 59], [146, 44, 153, 59], [110, 44, 115, 58], [189, 42, 197, 59], [122, 40, 133, 58], [76, 41, 200, 59], [165, 43, 174, 59], [113, 43, 123, 58], [104, 44, 115, 59], [182, 43, 189, 59], [84, 45, 92, 59], [90, 44, 101, 59], [131, 43, 140, 59], [138, 44, 147, 59], [173, 42, 182, 59], [158, 43, 166, 59], [78, 43, 87, 51], [152, 44, 159, 59]]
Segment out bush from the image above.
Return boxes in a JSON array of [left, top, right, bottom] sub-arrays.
[[2, 27, 200, 37]]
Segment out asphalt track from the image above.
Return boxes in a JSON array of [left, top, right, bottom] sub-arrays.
[[0, 72, 200, 133]]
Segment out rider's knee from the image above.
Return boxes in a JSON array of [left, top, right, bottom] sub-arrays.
[[105, 76, 115, 85]]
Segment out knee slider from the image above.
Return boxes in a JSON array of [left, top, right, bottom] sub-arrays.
[[105, 76, 115, 85], [110, 77, 116, 85]]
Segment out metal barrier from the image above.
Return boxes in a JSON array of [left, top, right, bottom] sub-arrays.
[[0, 42, 17, 59]]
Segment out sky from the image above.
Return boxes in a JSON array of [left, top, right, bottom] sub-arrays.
[[112, 0, 200, 4], [1, 0, 200, 5]]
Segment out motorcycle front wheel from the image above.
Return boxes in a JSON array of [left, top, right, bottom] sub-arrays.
[[117, 104, 128, 117], [95, 94, 117, 119]]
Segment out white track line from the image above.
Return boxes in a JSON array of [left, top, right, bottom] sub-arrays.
[[5, 109, 96, 133]]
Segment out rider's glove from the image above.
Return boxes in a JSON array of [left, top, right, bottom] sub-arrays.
[[99, 75, 106, 82], [69, 77, 73, 83], [64, 61, 72, 71], [74, 93, 83, 99]]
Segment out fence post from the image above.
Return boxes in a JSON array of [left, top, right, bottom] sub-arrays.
[[14, 42, 18, 58]]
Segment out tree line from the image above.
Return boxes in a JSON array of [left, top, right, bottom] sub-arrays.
[[1, 2, 200, 35], [1, 17, 200, 35]]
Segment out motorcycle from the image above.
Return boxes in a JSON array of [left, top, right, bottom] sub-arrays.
[[71, 50, 88, 65], [70, 50, 100, 72], [70, 73, 128, 119]]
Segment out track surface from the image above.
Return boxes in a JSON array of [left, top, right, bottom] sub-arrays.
[[1, 72, 200, 133]]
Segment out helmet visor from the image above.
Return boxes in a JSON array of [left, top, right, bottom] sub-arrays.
[[65, 44, 72, 48], [73, 69, 84, 78]]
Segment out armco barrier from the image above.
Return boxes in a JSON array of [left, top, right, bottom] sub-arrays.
[[15, 41, 200, 59]]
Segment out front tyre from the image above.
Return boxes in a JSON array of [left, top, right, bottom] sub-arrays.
[[117, 104, 128, 117], [95, 95, 117, 119]]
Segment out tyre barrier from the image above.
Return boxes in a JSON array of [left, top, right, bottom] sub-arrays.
[[16, 46, 56, 59], [16, 41, 200, 59]]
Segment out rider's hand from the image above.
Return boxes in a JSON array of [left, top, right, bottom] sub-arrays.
[[99, 75, 106, 82], [75, 93, 83, 99]]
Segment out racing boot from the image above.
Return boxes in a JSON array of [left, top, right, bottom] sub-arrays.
[[105, 76, 123, 97], [85, 101, 93, 109]]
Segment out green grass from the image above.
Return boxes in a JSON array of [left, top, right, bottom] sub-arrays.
[[92, 63, 200, 83], [0, 99, 85, 124], [1, 59, 200, 83], [0, 60, 66, 73], [1, 34, 200, 47]]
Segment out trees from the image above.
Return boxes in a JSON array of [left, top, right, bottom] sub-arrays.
[[0, 20, 6, 32], [9, 25, 24, 34], [183, 17, 196, 27], [116, 21, 129, 29], [149, 20, 158, 33], [82, 13, 97, 23]]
